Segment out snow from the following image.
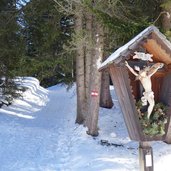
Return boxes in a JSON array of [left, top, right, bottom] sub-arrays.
[[99, 26, 158, 70], [0, 77, 170, 171]]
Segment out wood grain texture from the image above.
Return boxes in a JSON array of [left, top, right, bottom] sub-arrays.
[[109, 64, 167, 141]]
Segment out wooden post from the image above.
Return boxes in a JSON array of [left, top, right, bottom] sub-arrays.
[[139, 142, 153, 171]]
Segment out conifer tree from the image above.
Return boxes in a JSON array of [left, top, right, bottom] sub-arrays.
[[54, 0, 163, 136], [22, 0, 74, 87], [0, 0, 25, 105]]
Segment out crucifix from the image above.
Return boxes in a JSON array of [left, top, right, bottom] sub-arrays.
[[125, 52, 164, 119]]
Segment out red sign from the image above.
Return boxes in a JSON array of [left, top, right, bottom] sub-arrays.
[[91, 90, 98, 97]]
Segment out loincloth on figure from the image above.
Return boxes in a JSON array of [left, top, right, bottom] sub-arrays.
[[141, 91, 154, 106]]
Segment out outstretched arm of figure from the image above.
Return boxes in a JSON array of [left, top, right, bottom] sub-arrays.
[[147, 63, 164, 77], [125, 61, 138, 76]]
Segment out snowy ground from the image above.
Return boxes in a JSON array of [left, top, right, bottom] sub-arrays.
[[0, 77, 171, 171]]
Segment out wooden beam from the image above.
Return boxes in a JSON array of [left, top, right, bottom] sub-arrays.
[[151, 32, 171, 56], [143, 39, 171, 64], [139, 142, 154, 171], [109, 64, 142, 140]]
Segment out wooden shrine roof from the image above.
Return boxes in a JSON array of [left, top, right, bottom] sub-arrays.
[[99, 25, 171, 71]]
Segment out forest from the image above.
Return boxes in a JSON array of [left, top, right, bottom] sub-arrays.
[[1, 0, 171, 136]]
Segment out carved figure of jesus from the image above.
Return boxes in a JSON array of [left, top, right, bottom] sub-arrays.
[[125, 61, 164, 119]]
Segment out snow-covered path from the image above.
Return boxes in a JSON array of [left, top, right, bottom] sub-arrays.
[[0, 77, 171, 171], [0, 78, 138, 171], [0, 78, 79, 171]]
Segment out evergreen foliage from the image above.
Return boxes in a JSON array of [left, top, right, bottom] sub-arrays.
[[0, 0, 167, 105], [21, 0, 75, 87], [83, 0, 162, 50], [136, 100, 168, 136], [0, 0, 26, 105], [160, 0, 171, 10]]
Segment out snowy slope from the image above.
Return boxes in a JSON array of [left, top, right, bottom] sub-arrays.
[[0, 77, 170, 171]]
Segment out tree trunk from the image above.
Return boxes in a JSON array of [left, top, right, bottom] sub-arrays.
[[75, 9, 86, 124], [86, 19, 103, 136], [100, 69, 113, 109], [162, 9, 171, 32], [84, 11, 93, 118]]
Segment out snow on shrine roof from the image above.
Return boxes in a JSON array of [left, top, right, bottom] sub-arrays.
[[99, 25, 171, 70]]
